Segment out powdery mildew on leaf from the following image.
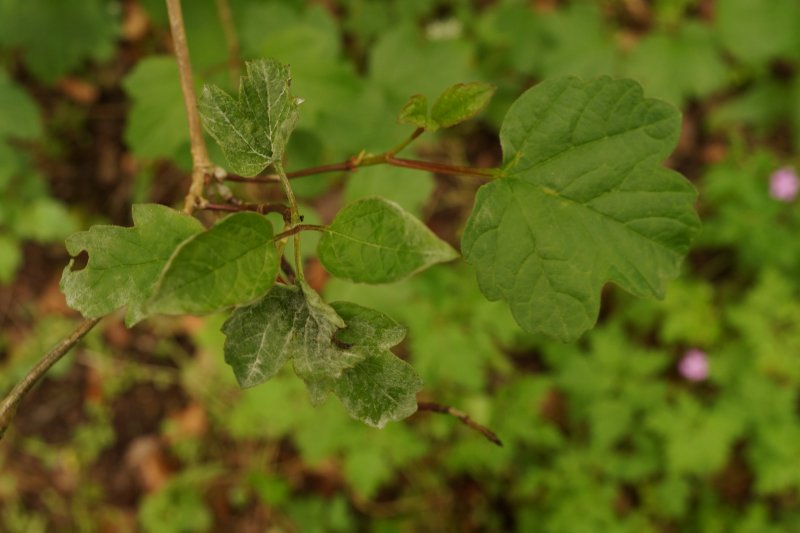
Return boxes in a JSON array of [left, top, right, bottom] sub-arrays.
[[222, 282, 359, 390], [329, 302, 422, 428], [462, 76, 700, 342], [60, 204, 204, 327], [317, 197, 459, 283], [198, 59, 300, 176], [147, 212, 279, 315]]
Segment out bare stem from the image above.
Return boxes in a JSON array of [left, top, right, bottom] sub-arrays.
[[214, 0, 241, 86], [225, 156, 497, 184], [417, 401, 503, 447], [0, 317, 102, 440], [166, 0, 212, 214], [272, 224, 327, 242]]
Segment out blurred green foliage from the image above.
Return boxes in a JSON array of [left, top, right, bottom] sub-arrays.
[[2, 0, 800, 530]]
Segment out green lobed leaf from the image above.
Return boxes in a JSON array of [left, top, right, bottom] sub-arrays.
[[430, 82, 496, 129], [147, 212, 279, 316], [462, 77, 699, 342], [328, 302, 422, 428], [317, 197, 458, 284], [60, 204, 204, 326], [398, 94, 430, 129], [199, 59, 300, 176], [222, 281, 360, 390]]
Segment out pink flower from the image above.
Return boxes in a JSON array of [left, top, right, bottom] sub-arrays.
[[679, 349, 709, 382], [769, 167, 799, 202]]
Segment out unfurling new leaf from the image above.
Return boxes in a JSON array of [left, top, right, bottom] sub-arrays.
[[317, 197, 459, 283], [397, 81, 496, 131], [198, 59, 301, 176], [462, 76, 700, 342], [60, 204, 204, 326]]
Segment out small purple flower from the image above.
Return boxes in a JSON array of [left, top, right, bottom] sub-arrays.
[[679, 349, 709, 382], [769, 167, 799, 202]]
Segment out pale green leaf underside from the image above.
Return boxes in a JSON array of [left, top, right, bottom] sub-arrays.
[[329, 302, 421, 428], [60, 204, 204, 327], [199, 58, 299, 176], [222, 282, 358, 389], [430, 81, 496, 129], [462, 76, 700, 342], [147, 212, 279, 316], [317, 197, 459, 284]]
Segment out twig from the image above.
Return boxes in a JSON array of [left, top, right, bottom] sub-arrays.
[[272, 224, 327, 242], [223, 155, 497, 184], [166, 0, 213, 215], [201, 202, 291, 221], [214, 0, 241, 86], [417, 401, 503, 447], [0, 317, 102, 440], [280, 256, 296, 284]]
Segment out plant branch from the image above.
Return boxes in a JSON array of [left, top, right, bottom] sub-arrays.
[[202, 202, 291, 221], [0, 317, 102, 440], [214, 0, 241, 86], [166, 0, 212, 214], [384, 157, 498, 178], [272, 224, 327, 242], [417, 401, 503, 447], [385, 127, 424, 157], [224, 155, 497, 184]]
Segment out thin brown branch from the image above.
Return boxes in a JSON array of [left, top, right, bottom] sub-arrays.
[[202, 202, 291, 221], [0, 317, 102, 440], [214, 0, 241, 86], [224, 160, 359, 183], [166, 0, 212, 214], [386, 157, 497, 178], [224, 156, 496, 184], [272, 224, 327, 242], [417, 401, 503, 447], [280, 256, 297, 284]]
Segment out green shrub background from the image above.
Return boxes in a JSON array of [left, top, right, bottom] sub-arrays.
[[1, 0, 799, 530]]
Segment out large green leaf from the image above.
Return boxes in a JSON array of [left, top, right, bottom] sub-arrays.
[[328, 302, 422, 428], [462, 77, 699, 342], [60, 204, 204, 326], [199, 59, 300, 176], [147, 212, 279, 316], [222, 282, 360, 390], [317, 198, 458, 283]]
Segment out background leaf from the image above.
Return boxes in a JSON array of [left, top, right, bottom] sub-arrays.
[[123, 57, 189, 164], [462, 77, 699, 341], [147, 212, 279, 316], [318, 197, 458, 283], [199, 59, 300, 176], [60, 204, 203, 326]]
